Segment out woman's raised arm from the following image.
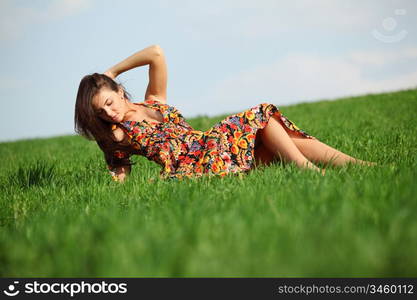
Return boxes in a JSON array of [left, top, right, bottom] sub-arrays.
[[104, 44, 161, 78], [144, 46, 167, 103], [104, 44, 168, 103]]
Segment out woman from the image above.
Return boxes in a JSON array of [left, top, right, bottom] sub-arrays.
[[74, 45, 375, 182]]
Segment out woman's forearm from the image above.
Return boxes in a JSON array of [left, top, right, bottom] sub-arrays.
[[107, 45, 161, 77]]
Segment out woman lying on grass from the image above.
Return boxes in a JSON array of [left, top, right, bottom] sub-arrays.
[[74, 45, 376, 182]]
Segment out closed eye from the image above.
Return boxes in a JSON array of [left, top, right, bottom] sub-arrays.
[[95, 99, 112, 115]]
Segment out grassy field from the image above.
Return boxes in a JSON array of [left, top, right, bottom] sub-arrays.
[[0, 88, 416, 277]]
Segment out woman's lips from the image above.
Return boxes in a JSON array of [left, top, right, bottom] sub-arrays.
[[112, 114, 118, 121]]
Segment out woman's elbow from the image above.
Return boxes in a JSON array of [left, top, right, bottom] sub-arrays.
[[152, 44, 164, 56]]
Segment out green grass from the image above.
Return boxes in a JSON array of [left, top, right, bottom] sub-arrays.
[[0, 88, 416, 277]]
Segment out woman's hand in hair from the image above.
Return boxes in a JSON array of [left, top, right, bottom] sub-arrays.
[[104, 70, 117, 80]]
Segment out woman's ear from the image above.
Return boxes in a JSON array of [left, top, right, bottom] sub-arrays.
[[118, 86, 124, 98]]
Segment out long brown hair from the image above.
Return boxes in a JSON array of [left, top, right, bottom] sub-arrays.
[[74, 73, 135, 168]]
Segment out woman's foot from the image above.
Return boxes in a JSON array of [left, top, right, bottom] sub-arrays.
[[300, 160, 326, 176], [358, 160, 377, 167]]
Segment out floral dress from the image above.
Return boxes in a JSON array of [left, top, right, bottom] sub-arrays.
[[106, 99, 316, 181]]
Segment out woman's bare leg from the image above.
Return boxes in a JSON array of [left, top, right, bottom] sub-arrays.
[[289, 136, 377, 167], [258, 115, 325, 175]]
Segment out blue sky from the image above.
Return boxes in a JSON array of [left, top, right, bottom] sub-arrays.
[[1, 0, 416, 142]]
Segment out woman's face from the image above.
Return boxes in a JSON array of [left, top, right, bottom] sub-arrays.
[[92, 87, 126, 123]]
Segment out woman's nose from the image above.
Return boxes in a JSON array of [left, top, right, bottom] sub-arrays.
[[104, 107, 112, 117]]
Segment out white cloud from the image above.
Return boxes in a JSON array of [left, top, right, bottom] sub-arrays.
[[184, 47, 417, 116], [0, 0, 93, 42], [45, 0, 92, 21], [348, 47, 417, 66], [160, 0, 416, 40]]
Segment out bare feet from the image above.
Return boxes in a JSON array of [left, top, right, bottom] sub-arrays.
[[301, 161, 326, 176], [358, 160, 377, 167]]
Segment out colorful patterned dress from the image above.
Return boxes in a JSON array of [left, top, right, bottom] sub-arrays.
[[106, 99, 316, 181]]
